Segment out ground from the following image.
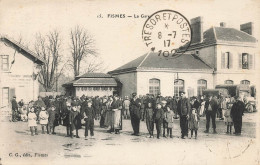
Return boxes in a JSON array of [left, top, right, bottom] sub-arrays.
[[0, 113, 259, 165]]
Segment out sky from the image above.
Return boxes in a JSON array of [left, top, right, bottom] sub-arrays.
[[0, 0, 259, 76]]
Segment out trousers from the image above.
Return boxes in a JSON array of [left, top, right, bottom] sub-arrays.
[[180, 116, 188, 137], [206, 111, 216, 130]]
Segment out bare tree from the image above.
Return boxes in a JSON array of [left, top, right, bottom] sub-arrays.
[[34, 30, 65, 92], [69, 25, 97, 77]]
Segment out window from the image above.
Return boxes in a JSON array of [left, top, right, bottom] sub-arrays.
[[242, 53, 249, 69], [174, 79, 184, 97], [149, 79, 160, 96], [224, 80, 234, 85], [240, 80, 250, 85], [2, 87, 9, 106], [221, 52, 231, 69], [197, 79, 207, 96], [1, 55, 9, 71]]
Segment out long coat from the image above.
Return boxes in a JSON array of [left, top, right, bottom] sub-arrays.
[[189, 113, 199, 130], [177, 98, 191, 116], [69, 110, 81, 131], [48, 110, 59, 127], [165, 110, 174, 128], [205, 98, 218, 113], [231, 100, 245, 122], [130, 98, 141, 119], [28, 112, 37, 127], [62, 106, 71, 127]]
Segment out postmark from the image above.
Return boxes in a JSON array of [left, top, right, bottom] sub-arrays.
[[142, 10, 192, 57]]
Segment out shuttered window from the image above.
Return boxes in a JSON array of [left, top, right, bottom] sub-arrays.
[[240, 80, 250, 85], [1, 55, 9, 71], [242, 53, 249, 69], [221, 52, 231, 69], [224, 80, 234, 85]]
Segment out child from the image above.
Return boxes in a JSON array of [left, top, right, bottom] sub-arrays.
[[28, 107, 38, 136], [164, 106, 174, 138], [39, 107, 49, 134], [145, 102, 154, 138], [154, 103, 164, 139], [224, 108, 233, 134], [189, 108, 199, 139], [48, 105, 58, 135], [62, 102, 72, 137], [69, 102, 81, 138], [20, 106, 28, 122], [82, 101, 95, 140]]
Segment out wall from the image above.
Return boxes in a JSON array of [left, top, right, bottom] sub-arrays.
[[75, 87, 115, 97], [0, 42, 40, 107], [112, 72, 137, 98], [137, 71, 213, 97]]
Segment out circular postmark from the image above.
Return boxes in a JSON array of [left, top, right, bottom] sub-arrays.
[[142, 10, 192, 57]]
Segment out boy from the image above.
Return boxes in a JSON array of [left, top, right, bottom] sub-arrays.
[[82, 100, 95, 140], [154, 103, 164, 139]]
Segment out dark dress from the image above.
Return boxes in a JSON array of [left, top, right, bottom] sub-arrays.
[[69, 110, 81, 131]]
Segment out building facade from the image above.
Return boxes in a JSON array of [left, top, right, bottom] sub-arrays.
[[108, 17, 258, 98], [63, 73, 120, 97], [0, 37, 45, 108]]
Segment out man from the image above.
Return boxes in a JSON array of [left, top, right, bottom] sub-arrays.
[[204, 95, 218, 133], [177, 91, 190, 139], [139, 95, 145, 121], [161, 100, 168, 137], [231, 96, 245, 135], [11, 96, 18, 122], [130, 93, 141, 136]]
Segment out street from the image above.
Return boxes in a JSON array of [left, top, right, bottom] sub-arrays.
[[0, 113, 259, 165]]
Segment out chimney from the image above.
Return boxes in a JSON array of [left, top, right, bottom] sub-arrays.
[[190, 16, 203, 44], [240, 22, 254, 35], [220, 22, 226, 27]]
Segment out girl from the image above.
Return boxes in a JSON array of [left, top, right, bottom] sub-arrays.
[[145, 102, 154, 138], [165, 106, 174, 138], [28, 107, 38, 136], [39, 107, 49, 134], [189, 108, 200, 139], [224, 104, 233, 134]]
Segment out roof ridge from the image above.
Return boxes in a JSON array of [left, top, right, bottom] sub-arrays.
[[138, 51, 151, 68], [212, 26, 218, 42]]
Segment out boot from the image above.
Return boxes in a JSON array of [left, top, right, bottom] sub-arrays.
[[35, 128, 38, 135], [30, 127, 34, 136], [213, 129, 217, 134], [42, 126, 45, 134], [195, 130, 197, 139], [204, 129, 209, 133]]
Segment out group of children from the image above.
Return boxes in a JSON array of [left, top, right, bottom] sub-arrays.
[[145, 101, 200, 139]]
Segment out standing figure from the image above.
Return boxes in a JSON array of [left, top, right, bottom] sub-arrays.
[[11, 96, 18, 122], [165, 106, 174, 138], [189, 108, 200, 139], [177, 91, 191, 139], [129, 93, 141, 136], [145, 102, 155, 138], [82, 101, 95, 140], [39, 107, 49, 134], [28, 107, 38, 136], [48, 105, 59, 135], [100, 97, 108, 128], [231, 96, 245, 135], [224, 107, 233, 134], [199, 96, 206, 117], [62, 102, 72, 137], [161, 100, 168, 137], [111, 95, 123, 134], [69, 102, 81, 138], [204, 95, 218, 134], [123, 96, 130, 119], [154, 103, 164, 139]]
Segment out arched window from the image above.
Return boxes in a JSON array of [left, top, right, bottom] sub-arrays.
[[174, 79, 184, 97], [149, 79, 160, 96], [197, 79, 207, 96], [240, 80, 250, 85], [224, 80, 234, 85]]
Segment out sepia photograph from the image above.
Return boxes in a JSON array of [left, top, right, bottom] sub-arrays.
[[0, 0, 259, 164]]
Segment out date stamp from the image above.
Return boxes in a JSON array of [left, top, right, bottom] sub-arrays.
[[142, 9, 192, 57]]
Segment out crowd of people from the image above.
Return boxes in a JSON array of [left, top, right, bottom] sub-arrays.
[[10, 91, 246, 140]]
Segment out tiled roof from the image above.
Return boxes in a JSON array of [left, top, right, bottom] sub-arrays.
[[214, 27, 257, 43], [63, 78, 118, 87], [0, 37, 46, 64], [190, 26, 257, 48], [76, 73, 112, 78], [109, 52, 212, 74]]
